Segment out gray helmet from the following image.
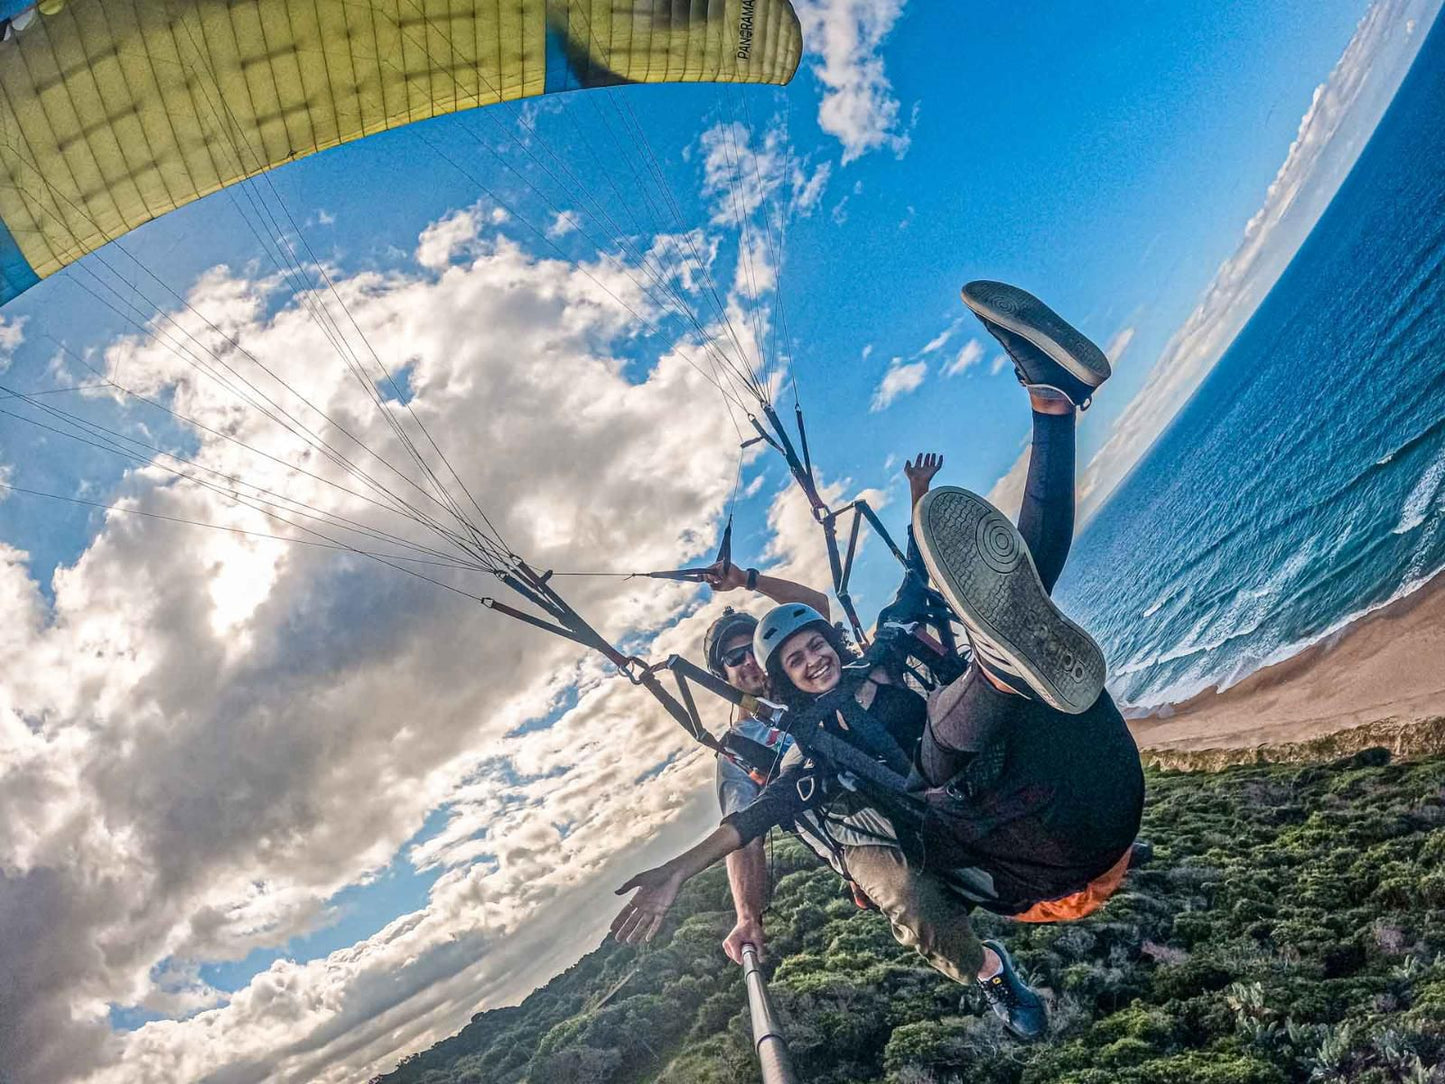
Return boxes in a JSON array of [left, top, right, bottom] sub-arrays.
[[703, 608, 759, 677], [753, 603, 829, 672]]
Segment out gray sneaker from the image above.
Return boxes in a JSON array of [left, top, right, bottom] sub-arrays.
[[914, 486, 1106, 714], [961, 280, 1110, 409], [976, 940, 1048, 1041]]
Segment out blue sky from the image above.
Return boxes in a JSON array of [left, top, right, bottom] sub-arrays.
[[0, 0, 1380, 589], [1, 1, 1438, 1081]]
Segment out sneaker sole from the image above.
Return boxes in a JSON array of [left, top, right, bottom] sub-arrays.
[[961, 281, 1111, 387], [914, 487, 1106, 715]]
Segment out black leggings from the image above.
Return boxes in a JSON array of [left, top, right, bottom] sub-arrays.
[[877, 409, 1076, 630], [1018, 410, 1075, 595], [921, 409, 1079, 785]]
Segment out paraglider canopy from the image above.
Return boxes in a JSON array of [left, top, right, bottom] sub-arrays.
[[0, 0, 802, 302]]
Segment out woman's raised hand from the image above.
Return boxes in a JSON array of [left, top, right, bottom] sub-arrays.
[[905, 451, 944, 484], [905, 452, 944, 507]]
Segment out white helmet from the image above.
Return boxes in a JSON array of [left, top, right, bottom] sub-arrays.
[[753, 603, 829, 672]]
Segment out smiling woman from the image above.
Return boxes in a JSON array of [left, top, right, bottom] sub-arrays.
[[5, 0, 1440, 1080]]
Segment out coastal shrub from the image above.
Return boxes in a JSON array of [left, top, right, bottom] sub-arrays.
[[375, 751, 1445, 1084]]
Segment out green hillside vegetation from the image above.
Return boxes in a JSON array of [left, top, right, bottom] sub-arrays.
[[376, 746, 1445, 1084]]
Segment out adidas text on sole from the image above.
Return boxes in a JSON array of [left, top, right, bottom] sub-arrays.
[[914, 486, 1106, 714]]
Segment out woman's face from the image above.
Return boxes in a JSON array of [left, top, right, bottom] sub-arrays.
[[778, 628, 841, 696]]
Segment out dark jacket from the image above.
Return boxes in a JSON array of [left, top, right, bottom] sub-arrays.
[[724, 648, 1143, 915], [919, 672, 1144, 913]]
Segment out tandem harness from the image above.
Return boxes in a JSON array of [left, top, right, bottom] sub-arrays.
[[649, 652, 1009, 869]]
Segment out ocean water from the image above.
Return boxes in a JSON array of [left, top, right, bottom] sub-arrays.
[[1061, 15, 1445, 710]]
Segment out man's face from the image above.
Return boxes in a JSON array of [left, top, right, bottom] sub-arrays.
[[720, 631, 767, 697]]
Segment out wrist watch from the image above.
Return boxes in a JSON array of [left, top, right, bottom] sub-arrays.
[[745, 568, 759, 591]]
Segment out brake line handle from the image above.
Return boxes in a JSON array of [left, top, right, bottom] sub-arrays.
[[741, 944, 797, 1084]]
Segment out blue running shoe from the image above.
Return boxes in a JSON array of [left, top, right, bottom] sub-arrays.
[[976, 939, 1048, 1041]]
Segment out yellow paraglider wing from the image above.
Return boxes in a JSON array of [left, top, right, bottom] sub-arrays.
[[0, 0, 802, 302]]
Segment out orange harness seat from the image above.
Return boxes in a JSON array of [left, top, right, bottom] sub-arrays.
[[1009, 846, 1133, 924]]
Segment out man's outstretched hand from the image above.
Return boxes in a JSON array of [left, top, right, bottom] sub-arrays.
[[612, 864, 686, 945], [702, 559, 746, 592], [722, 914, 766, 965], [905, 452, 944, 508]]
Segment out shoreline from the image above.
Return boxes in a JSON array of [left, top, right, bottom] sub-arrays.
[[1127, 570, 1445, 754]]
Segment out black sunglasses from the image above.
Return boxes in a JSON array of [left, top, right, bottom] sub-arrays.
[[721, 644, 755, 668]]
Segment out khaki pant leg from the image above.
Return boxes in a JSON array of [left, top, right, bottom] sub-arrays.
[[843, 843, 985, 984]]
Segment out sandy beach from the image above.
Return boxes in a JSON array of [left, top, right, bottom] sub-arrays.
[[1128, 572, 1445, 753]]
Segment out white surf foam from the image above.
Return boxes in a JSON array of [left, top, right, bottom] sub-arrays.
[[1392, 445, 1445, 534], [1122, 565, 1445, 714]]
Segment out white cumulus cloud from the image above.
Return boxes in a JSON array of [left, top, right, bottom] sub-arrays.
[[414, 207, 483, 270], [0, 210, 804, 1084], [870, 357, 928, 412], [793, 0, 914, 163], [700, 120, 832, 227], [546, 210, 582, 239], [0, 313, 26, 367], [917, 319, 960, 356], [944, 338, 984, 377]]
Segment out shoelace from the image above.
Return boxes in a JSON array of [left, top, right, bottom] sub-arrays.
[[980, 972, 1024, 1011]]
